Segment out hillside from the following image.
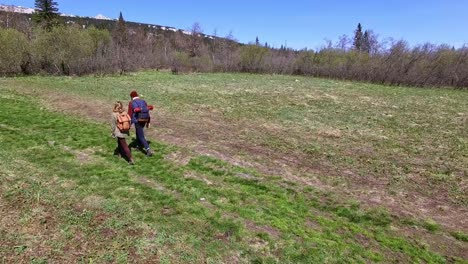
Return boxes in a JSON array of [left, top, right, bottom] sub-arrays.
[[0, 4, 224, 41]]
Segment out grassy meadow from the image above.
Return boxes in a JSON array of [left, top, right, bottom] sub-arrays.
[[0, 71, 467, 263]]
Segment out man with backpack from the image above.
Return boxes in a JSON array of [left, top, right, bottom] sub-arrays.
[[128, 90, 154, 157]]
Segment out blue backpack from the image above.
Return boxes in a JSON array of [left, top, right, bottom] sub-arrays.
[[132, 99, 150, 122]]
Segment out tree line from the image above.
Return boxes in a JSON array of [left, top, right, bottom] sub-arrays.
[[0, 1, 467, 89]]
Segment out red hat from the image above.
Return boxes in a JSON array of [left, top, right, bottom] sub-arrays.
[[130, 90, 138, 98]]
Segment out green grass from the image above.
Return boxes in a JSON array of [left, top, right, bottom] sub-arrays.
[[451, 231, 468, 242], [0, 72, 467, 262], [3, 71, 467, 206]]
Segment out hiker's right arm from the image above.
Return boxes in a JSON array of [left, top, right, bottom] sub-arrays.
[[146, 105, 154, 128], [146, 116, 151, 128]]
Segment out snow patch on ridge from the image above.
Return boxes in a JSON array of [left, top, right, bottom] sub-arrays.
[[95, 14, 112, 20], [0, 5, 34, 14]]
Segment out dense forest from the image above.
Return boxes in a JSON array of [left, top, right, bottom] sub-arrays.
[[1, 2, 467, 88]]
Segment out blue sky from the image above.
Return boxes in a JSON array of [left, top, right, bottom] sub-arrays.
[[2, 0, 467, 50]]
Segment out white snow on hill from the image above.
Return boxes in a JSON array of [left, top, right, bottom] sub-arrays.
[[0, 5, 34, 14], [0, 4, 217, 39], [94, 14, 112, 20], [0, 4, 108, 19], [60, 13, 76, 17]]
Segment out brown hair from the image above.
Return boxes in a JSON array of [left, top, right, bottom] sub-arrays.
[[113, 101, 124, 113]]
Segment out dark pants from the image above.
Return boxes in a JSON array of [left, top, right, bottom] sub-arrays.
[[116, 138, 132, 161], [135, 121, 150, 150]]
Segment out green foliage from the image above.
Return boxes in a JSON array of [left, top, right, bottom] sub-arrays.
[[0, 28, 30, 74], [32, 25, 94, 74], [87, 26, 111, 54], [190, 54, 214, 72], [172, 51, 191, 69], [316, 48, 347, 66], [239, 45, 269, 72], [114, 12, 127, 46], [450, 231, 468, 242], [32, 0, 60, 31], [353, 23, 363, 51], [362, 30, 370, 53], [422, 219, 441, 233], [293, 50, 315, 74]]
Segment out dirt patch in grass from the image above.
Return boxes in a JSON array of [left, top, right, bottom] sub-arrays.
[[356, 187, 468, 233], [305, 218, 322, 232], [317, 128, 343, 138], [398, 225, 468, 261], [136, 176, 168, 192], [62, 146, 101, 165], [245, 220, 281, 239], [354, 233, 372, 248], [91, 212, 111, 227], [164, 150, 193, 166], [184, 171, 214, 186], [82, 195, 106, 210], [248, 237, 270, 253], [135, 176, 183, 200], [60, 179, 77, 189]]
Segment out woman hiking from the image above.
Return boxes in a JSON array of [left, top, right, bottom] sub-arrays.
[[111, 101, 135, 165]]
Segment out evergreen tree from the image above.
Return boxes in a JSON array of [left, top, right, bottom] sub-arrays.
[[32, 0, 59, 30], [353, 23, 363, 52], [362, 30, 371, 53], [115, 12, 127, 46], [114, 12, 128, 74]]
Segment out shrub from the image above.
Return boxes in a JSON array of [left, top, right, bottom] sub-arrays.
[[0, 28, 30, 75], [32, 25, 93, 75]]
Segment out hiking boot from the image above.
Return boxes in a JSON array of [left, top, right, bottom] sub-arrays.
[[146, 148, 153, 157], [128, 159, 135, 165]]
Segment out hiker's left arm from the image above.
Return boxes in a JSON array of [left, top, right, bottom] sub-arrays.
[[127, 101, 133, 117], [110, 113, 117, 138]]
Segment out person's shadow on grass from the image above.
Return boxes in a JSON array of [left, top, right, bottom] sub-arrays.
[[113, 146, 133, 163], [128, 138, 152, 155]]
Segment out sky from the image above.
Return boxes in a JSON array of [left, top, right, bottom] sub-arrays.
[[1, 0, 467, 50]]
